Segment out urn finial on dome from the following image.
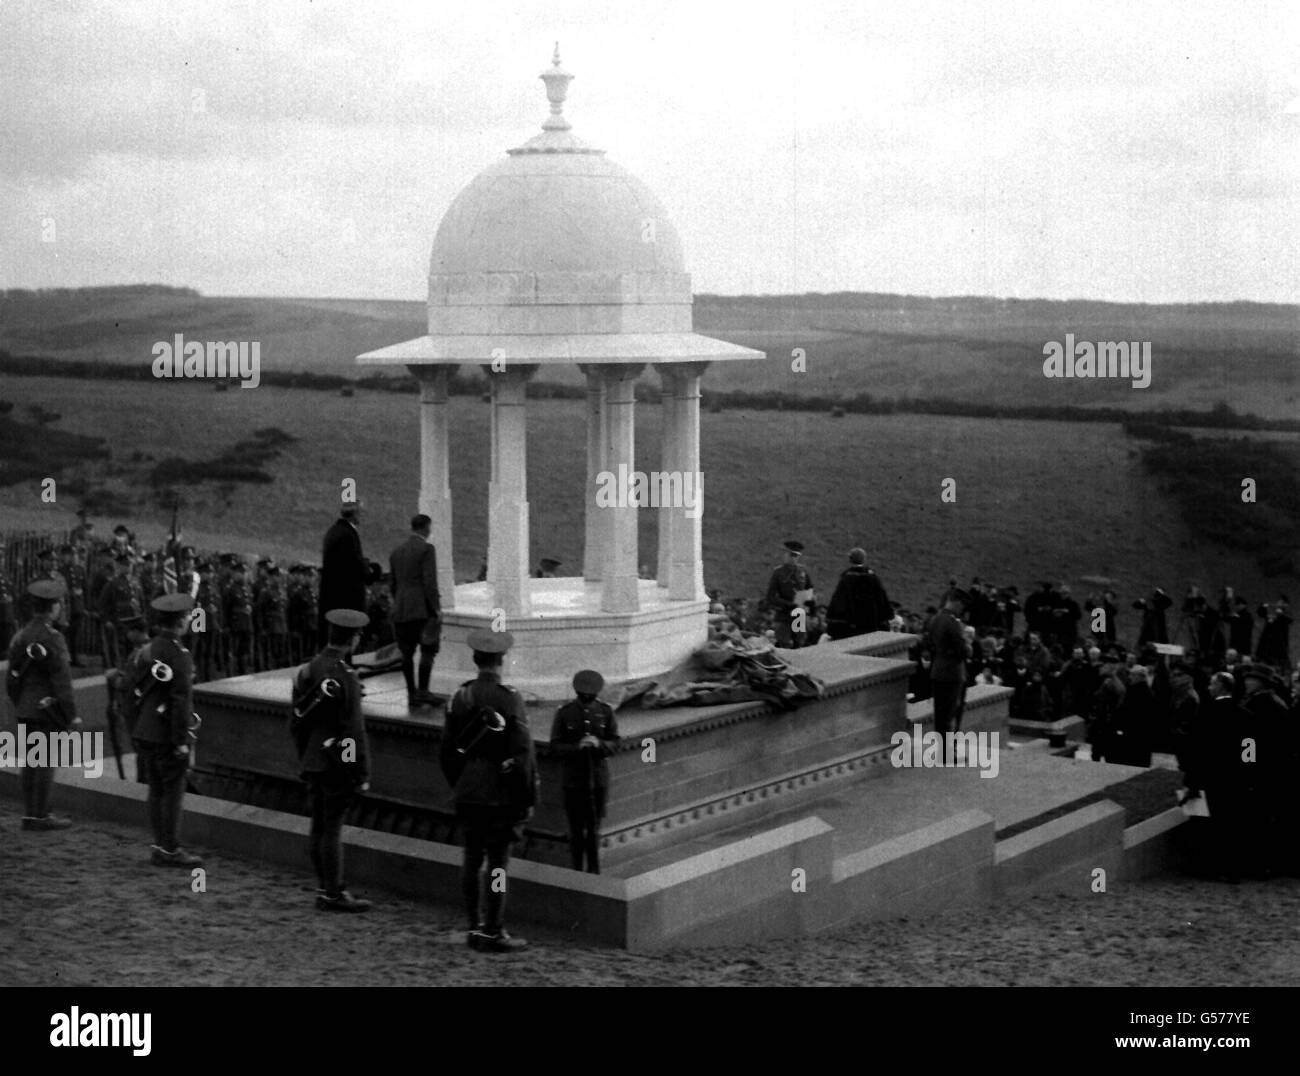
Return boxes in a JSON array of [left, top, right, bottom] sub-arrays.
[[540, 42, 573, 132]]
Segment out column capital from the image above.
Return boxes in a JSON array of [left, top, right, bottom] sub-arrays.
[[597, 362, 645, 385], [654, 361, 710, 385], [411, 364, 458, 402]]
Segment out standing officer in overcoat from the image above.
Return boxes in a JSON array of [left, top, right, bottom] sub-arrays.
[[440, 629, 537, 952], [549, 669, 619, 874], [291, 608, 373, 912]]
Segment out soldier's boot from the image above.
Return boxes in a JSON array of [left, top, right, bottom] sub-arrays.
[[467, 926, 489, 950], [417, 656, 436, 704], [151, 845, 204, 868], [22, 815, 73, 831], [316, 890, 372, 913], [481, 931, 529, 953]]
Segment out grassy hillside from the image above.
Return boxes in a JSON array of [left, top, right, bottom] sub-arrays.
[[2, 373, 1294, 615], [1, 286, 1295, 419]]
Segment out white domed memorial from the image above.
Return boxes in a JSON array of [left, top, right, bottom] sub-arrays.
[[359, 47, 765, 699]]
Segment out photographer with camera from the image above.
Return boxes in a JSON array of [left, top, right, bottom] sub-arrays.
[[440, 629, 537, 953], [291, 607, 373, 912]]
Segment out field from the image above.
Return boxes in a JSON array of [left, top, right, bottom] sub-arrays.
[[2, 287, 1296, 419], [2, 372, 1295, 620]]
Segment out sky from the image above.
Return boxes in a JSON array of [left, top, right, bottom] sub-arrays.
[[1, 0, 1298, 304]]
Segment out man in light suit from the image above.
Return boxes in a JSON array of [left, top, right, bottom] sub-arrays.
[[389, 513, 441, 711]]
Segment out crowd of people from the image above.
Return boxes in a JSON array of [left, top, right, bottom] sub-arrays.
[[0, 518, 409, 684]]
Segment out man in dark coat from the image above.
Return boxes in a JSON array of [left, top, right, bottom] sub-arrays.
[[549, 669, 619, 874], [1137, 587, 1172, 647], [319, 503, 367, 639], [1241, 663, 1297, 876], [7, 580, 81, 830], [1023, 582, 1056, 639], [440, 629, 536, 952], [826, 548, 891, 640], [1187, 672, 1261, 881], [1110, 665, 1155, 766], [292, 608, 372, 912], [128, 594, 203, 867], [389, 514, 441, 711], [924, 588, 971, 761]]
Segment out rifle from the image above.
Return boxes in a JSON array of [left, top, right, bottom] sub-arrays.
[[103, 678, 126, 779]]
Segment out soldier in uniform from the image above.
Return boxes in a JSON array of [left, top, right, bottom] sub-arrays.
[[223, 561, 255, 676], [766, 540, 814, 649], [138, 552, 161, 606], [291, 608, 373, 912], [440, 629, 537, 952], [96, 552, 142, 668], [105, 613, 151, 781], [255, 562, 289, 668], [0, 545, 16, 654], [128, 593, 203, 867], [57, 544, 87, 667], [549, 669, 619, 874], [7, 580, 81, 830], [192, 560, 221, 682]]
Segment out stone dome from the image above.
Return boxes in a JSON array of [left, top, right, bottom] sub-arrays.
[[427, 48, 693, 337]]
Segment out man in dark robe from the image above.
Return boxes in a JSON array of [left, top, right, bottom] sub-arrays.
[[825, 548, 891, 640], [319, 503, 367, 639]]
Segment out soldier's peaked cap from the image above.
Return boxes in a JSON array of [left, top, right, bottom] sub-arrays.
[[573, 669, 604, 695], [325, 609, 369, 629], [121, 613, 147, 630], [27, 579, 64, 600], [783, 540, 805, 555], [151, 593, 194, 614], [467, 629, 513, 654]]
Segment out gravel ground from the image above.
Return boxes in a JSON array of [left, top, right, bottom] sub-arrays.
[[2, 798, 1298, 988]]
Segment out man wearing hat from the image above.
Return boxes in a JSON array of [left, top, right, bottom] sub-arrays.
[[925, 588, 973, 762], [128, 593, 203, 867], [7, 580, 80, 830], [255, 561, 289, 668], [549, 670, 620, 874], [826, 548, 893, 641], [291, 608, 373, 912], [1240, 663, 1296, 876], [389, 514, 442, 711], [440, 629, 537, 952], [57, 544, 87, 666], [766, 541, 815, 649], [223, 561, 255, 676], [319, 502, 368, 641], [96, 552, 143, 669], [533, 558, 562, 579]]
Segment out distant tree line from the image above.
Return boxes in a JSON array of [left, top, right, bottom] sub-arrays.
[[2, 349, 1297, 433]]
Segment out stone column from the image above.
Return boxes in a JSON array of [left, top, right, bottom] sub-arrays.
[[600, 363, 644, 613], [411, 365, 457, 609], [656, 376, 679, 588], [486, 364, 537, 617], [660, 362, 709, 601], [578, 365, 607, 583]]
